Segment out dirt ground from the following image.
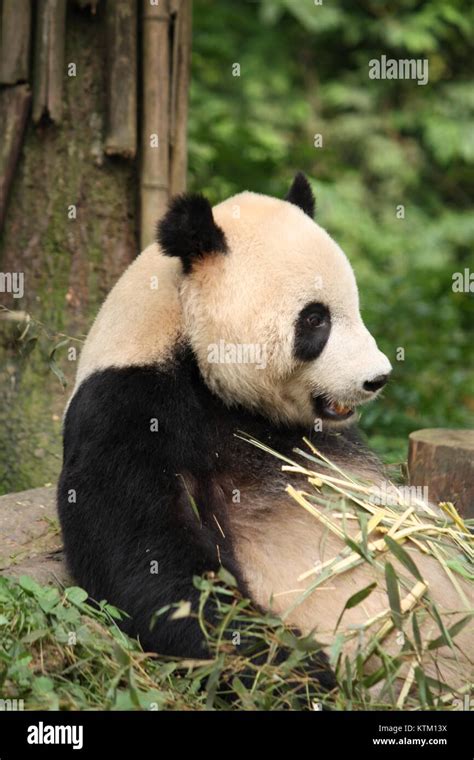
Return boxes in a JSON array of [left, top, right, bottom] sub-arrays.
[[0, 485, 68, 584]]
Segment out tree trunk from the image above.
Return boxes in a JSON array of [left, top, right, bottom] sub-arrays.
[[0, 2, 137, 495], [0, 0, 191, 495]]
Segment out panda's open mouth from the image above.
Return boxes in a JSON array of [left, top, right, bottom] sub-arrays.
[[312, 395, 355, 422]]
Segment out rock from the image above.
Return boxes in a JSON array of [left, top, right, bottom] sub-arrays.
[[0, 485, 69, 584]]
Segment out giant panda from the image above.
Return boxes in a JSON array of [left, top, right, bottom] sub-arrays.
[[58, 174, 473, 698]]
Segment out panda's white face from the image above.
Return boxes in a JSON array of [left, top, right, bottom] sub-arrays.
[[180, 190, 392, 428]]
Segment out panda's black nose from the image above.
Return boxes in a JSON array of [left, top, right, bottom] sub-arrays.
[[363, 373, 390, 393]]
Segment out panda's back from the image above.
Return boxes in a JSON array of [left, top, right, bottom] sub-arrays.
[[73, 244, 183, 391]]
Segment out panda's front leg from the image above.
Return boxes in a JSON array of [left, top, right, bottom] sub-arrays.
[[114, 474, 337, 702]]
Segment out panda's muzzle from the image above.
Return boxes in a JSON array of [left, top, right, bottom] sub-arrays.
[[312, 395, 355, 422]]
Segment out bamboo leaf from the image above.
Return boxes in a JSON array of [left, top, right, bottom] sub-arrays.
[[445, 559, 474, 581], [429, 602, 454, 650], [384, 536, 423, 582], [345, 537, 371, 563], [334, 582, 377, 632], [20, 336, 38, 358], [48, 338, 69, 389], [412, 611, 422, 656], [385, 562, 403, 630], [427, 615, 473, 651], [415, 666, 434, 707]]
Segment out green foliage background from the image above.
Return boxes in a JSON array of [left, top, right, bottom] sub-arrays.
[[1, 0, 472, 496], [189, 0, 474, 462]]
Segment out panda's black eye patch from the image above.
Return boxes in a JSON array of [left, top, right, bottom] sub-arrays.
[[294, 302, 331, 361]]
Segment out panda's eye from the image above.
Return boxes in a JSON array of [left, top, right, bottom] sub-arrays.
[[294, 301, 331, 362], [305, 313, 326, 329]]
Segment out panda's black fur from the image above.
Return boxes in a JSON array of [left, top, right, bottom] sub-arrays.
[[59, 343, 376, 685], [285, 170, 316, 218], [157, 193, 228, 273], [294, 302, 332, 361], [58, 176, 386, 695]]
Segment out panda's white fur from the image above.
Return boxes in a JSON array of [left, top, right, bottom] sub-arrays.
[[74, 245, 182, 389], [61, 179, 473, 699]]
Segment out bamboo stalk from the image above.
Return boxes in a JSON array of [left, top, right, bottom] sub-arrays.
[[105, 0, 137, 159], [32, 0, 67, 123], [396, 661, 417, 708], [0, 0, 32, 85], [0, 85, 31, 229], [360, 581, 428, 661], [169, 0, 192, 196], [0, 309, 29, 322], [140, 0, 171, 249]]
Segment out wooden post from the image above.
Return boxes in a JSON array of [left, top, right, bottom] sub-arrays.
[[408, 429, 474, 516], [140, 0, 171, 250], [0, 0, 32, 85], [169, 0, 192, 196], [0, 85, 32, 229], [105, 0, 137, 159], [32, 0, 67, 123]]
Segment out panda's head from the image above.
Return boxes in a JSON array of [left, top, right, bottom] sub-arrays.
[[158, 173, 392, 428]]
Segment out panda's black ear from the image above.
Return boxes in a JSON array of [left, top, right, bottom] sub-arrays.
[[285, 172, 315, 218], [156, 193, 227, 273]]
